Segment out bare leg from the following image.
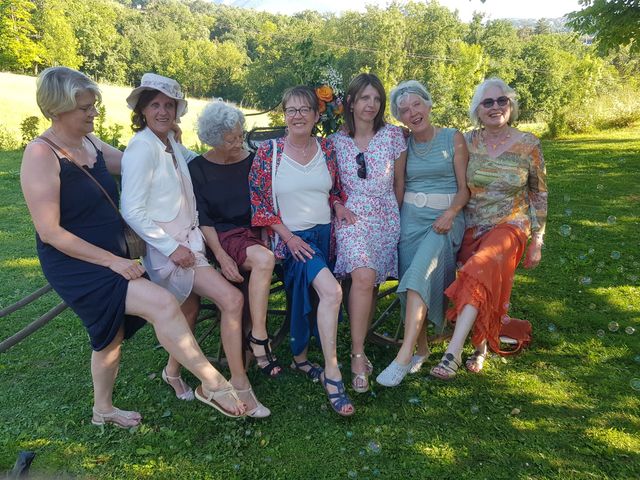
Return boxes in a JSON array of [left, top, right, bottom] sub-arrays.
[[396, 290, 429, 364], [312, 268, 354, 415], [163, 293, 200, 398], [431, 304, 479, 378], [348, 267, 376, 391], [191, 266, 265, 412], [125, 277, 244, 416], [415, 321, 429, 356]]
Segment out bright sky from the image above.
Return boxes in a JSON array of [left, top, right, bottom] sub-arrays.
[[238, 0, 583, 22]]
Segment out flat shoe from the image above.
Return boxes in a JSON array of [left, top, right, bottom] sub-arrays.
[[465, 350, 487, 373], [290, 360, 323, 382], [408, 353, 430, 374], [91, 407, 142, 428], [235, 386, 271, 418], [376, 360, 411, 387], [321, 372, 355, 417], [429, 353, 461, 381], [195, 384, 246, 418], [162, 367, 195, 401], [350, 353, 371, 393]]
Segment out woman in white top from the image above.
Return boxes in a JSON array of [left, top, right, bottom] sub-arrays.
[[249, 86, 357, 417], [121, 73, 269, 418]]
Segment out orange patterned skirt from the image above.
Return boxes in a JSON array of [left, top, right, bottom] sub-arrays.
[[444, 223, 527, 351]]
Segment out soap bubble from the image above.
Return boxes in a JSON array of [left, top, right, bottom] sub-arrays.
[[563, 194, 570, 202], [501, 315, 511, 325], [559, 225, 572, 237], [589, 303, 596, 310], [579, 277, 592, 285], [579, 254, 587, 261], [625, 326, 635, 335], [596, 329, 605, 338], [564, 208, 573, 217], [611, 251, 621, 260], [346, 431, 354, 438], [408, 397, 421, 405], [607, 215, 617, 225], [547, 323, 557, 333], [348, 470, 358, 478], [470, 404, 480, 414], [608, 321, 619, 332], [630, 379, 640, 391], [596, 184, 604, 190], [367, 441, 381, 454], [588, 248, 595, 254]]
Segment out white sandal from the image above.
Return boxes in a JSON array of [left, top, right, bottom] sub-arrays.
[[235, 387, 271, 418], [91, 407, 142, 428], [376, 360, 411, 387], [194, 383, 246, 418], [162, 367, 195, 401]]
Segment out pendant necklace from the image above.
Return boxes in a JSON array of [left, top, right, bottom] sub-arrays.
[[483, 128, 512, 150], [286, 136, 311, 158]]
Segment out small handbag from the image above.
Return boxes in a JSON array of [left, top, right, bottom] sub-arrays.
[[38, 136, 147, 259], [493, 317, 532, 356]]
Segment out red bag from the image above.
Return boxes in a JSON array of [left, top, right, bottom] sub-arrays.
[[492, 317, 532, 356]]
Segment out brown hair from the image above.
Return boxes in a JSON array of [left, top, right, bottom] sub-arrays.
[[131, 89, 176, 132], [343, 73, 386, 137], [281, 85, 319, 112]]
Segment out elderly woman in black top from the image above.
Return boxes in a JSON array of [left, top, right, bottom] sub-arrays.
[[188, 101, 281, 377]]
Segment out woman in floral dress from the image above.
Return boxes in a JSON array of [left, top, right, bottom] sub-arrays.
[[330, 73, 406, 393]]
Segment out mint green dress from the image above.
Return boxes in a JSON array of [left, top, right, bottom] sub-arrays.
[[397, 127, 465, 332]]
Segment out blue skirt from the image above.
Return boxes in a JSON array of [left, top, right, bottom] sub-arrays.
[[283, 223, 333, 356]]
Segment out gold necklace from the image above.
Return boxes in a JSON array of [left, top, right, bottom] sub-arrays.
[[285, 136, 312, 157], [483, 129, 511, 150]]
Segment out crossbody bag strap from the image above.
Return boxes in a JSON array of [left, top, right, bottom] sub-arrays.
[[38, 136, 120, 215]]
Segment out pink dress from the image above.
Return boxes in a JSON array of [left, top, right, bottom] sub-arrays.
[[144, 168, 209, 304], [330, 125, 406, 283]]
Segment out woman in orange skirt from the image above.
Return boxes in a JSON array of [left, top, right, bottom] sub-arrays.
[[430, 78, 547, 379]]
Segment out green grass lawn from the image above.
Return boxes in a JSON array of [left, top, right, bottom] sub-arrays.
[[0, 72, 271, 149], [1, 126, 639, 479]]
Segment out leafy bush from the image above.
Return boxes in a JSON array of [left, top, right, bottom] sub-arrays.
[[20, 116, 41, 147], [0, 125, 20, 150]]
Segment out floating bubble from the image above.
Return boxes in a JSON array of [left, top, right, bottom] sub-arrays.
[[611, 251, 621, 260], [634, 355, 640, 364], [564, 208, 573, 217], [629, 275, 638, 282], [367, 441, 381, 454], [504, 302, 510, 310], [630, 379, 640, 391], [596, 329, 605, 338], [617, 266, 625, 273], [579, 254, 587, 261], [501, 315, 511, 325], [547, 323, 557, 333], [348, 470, 358, 479], [470, 404, 480, 414], [372, 469, 381, 477], [595, 268, 602, 274], [596, 184, 604, 190], [607, 215, 617, 225], [597, 261, 605, 268], [510, 408, 521, 416], [559, 225, 572, 237], [588, 248, 595, 255], [608, 321, 619, 332], [559, 257, 567, 264], [408, 397, 421, 405], [358, 449, 366, 456], [589, 303, 596, 310], [579, 276, 592, 285], [374, 427, 381, 434], [625, 326, 636, 335], [346, 431, 354, 438], [233, 464, 241, 471], [563, 194, 571, 202]]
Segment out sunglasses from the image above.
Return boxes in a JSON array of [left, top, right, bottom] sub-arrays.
[[356, 152, 367, 179], [480, 96, 510, 109]]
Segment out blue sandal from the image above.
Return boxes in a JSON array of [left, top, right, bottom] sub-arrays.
[[321, 373, 355, 417], [290, 360, 323, 383]]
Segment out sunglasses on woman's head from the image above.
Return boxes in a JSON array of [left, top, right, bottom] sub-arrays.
[[480, 96, 510, 109], [356, 152, 367, 179]]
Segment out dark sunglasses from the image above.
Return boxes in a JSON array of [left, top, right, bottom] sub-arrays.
[[480, 96, 510, 109], [356, 152, 367, 179]]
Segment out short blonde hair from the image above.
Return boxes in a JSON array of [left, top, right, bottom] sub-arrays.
[[469, 77, 519, 126], [36, 67, 101, 120]]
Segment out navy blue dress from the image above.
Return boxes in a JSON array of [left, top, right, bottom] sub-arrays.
[[36, 141, 146, 351]]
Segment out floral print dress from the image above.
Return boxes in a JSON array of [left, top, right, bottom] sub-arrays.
[[330, 125, 406, 284]]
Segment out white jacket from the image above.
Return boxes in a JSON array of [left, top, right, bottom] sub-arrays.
[[121, 128, 198, 257]]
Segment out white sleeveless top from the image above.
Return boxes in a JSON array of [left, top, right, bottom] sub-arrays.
[[274, 147, 332, 231]]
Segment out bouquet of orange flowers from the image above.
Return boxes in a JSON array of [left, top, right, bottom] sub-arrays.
[[313, 68, 344, 137]]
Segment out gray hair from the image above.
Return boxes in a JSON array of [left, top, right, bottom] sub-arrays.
[[197, 100, 245, 147], [389, 80, 433, 121], [36, 67, 101, 120], [469, 77, 519, 126]]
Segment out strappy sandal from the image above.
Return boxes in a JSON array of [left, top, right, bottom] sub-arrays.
[[235, 386, 271, 418], [465, 350, 487, 373], [376, 360, 411, 387], [429, 353, 461, 381], [91, 407, 142, 428], [290, 359, 323, 383], [162, 367, 195, 401], [194, 383, 246, 418], [321, 373, 355, 417], [350, 353, 372, 393], [246, 332, 282, 377]]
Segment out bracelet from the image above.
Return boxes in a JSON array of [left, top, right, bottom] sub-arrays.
[[284, 233, 295, 245]]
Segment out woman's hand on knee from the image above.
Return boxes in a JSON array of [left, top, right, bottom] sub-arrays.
[[287, 235, 314, 262], [109, 256, 145, 280], [170, 245, 195, 268], [218, 252, 244, 283]]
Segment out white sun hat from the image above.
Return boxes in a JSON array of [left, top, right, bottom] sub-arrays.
[[126, 73, 188, 120]]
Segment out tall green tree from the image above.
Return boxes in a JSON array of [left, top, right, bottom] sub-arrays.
[[32, 0, 81, 70], [0, 0, 41, 71]]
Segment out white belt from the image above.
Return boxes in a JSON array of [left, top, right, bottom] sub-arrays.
[[404, 192, 454, 210]]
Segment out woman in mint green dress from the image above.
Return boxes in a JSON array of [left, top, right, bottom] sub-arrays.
[[376, 80, 469, 387]]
